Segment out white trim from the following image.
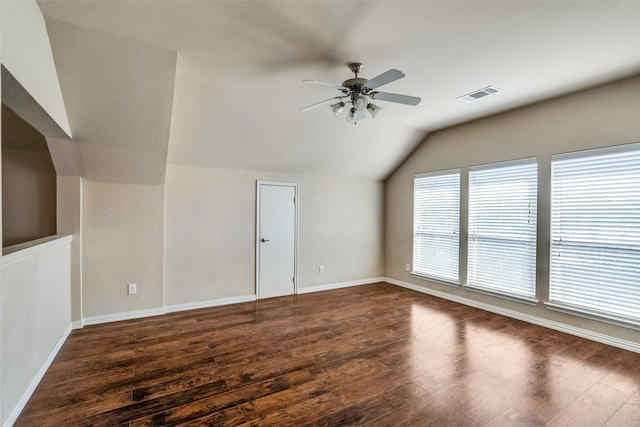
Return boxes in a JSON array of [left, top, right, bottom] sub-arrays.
[[469, 156, 537, 172], [465, 284, 539, 306], [385, 277, 640, 354], [411, 273, 460, 288], [165, 294, 257, 313], [82, 307, 166, 326], [71, 320, 84, 330], [82, 294, 261, 325], [256, 181, 299, 299], [297, 277, 385, 294], [162, 174, 168, 313], [2, 235, 72, 267], [552, 140, 640, 161], [415, 168, 460, 180], [79, 177, 84, 323], [3, 323, 73, 427], [545, 302, 640, 332]]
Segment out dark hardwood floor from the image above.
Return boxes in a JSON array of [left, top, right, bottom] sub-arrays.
[[15, 283, 640, 426]]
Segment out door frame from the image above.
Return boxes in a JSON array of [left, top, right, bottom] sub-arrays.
[[255, 180, 299, 298]]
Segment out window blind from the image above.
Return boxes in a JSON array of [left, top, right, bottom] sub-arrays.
[[550, 144, 640, 324], [413, 170, 460, 283], [468, 159, 538, 299]]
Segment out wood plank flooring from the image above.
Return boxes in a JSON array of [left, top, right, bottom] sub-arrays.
[[15, 283, 640, 426]]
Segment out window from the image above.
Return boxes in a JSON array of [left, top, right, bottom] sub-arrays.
[[550, 144, 640, 325], [468, 159, 538, 299], [413, 170, 460, 283]]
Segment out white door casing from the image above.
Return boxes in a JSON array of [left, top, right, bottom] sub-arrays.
[[256, 181, 297, 299]]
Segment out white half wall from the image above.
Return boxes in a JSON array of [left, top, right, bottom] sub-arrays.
[[1, 236, 72, 425]]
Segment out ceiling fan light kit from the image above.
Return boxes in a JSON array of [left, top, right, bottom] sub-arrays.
[[331, 101, 345, 116], [346, 108, 357, 124], [301, 62, 421, 124], [367, 103, 381, 118]]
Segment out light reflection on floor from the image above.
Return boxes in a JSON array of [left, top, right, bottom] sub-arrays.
[[405, 297, 640, 425]]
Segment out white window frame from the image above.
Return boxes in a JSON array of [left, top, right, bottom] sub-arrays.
[[412, 169, 461, 285], [548, 143, 640, 329], [467, 158, 538, 302]]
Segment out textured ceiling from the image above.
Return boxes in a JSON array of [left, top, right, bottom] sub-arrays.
[[37, 1, 640, 183]]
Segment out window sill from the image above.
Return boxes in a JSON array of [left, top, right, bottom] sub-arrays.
[[545, 302, 640, 331], [465, 285, 539, 306], [410, 273, 461, 289]]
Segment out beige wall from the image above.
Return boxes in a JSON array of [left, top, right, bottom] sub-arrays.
[[77, 165, 383, 317], [82, 181, 164, 318], [2, 104, 58, 247], [57, 176, 82, 322], [164, 164, 384, 306], [385, 74, 640, 344], [2, 148, 57, 247]]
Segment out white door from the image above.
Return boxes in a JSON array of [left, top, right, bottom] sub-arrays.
[[257, 182, 297, 299]]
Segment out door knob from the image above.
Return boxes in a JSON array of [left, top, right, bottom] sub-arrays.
[[261, 238, 270, 243]]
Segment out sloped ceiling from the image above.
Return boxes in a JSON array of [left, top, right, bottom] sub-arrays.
[[42, 19, 176, 185], [38, 1, 640, 184]]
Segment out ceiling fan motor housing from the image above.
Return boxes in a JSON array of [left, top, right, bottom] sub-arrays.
[[342, 77, 368, 92]]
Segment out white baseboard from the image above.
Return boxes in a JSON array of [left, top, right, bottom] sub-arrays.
[[81, 295, 259, 325], [297, 277, 385, 294], [385, 277, 640, 354], [71, 320, 84, 329], [165, 294, 257, 313], [82, 307, 166, 326], [3, 323, 73, 427], [66, 281, 386, 328]]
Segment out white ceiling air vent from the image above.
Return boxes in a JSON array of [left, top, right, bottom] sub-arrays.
[[457, 85, 502, 102]]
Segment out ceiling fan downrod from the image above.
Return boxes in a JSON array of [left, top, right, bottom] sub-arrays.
[[349, 62, 363, 77], [342, 62, 368, 93]]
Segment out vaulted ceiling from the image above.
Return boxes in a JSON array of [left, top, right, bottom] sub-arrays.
[[37, 1, 640, 184]]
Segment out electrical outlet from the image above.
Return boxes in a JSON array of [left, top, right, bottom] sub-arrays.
[[405, 264, 411, 272], [128, 283, 137, 295], [319, 265, 325, 274]]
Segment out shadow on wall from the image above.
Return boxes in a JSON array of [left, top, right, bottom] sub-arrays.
[[2, 103, 57, 247]]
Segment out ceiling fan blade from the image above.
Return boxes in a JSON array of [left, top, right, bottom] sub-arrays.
[[299, 96, 343, 112], [364, 69, 405, 90], [303, 80, 345, 91], [371, 91, 421, 106]]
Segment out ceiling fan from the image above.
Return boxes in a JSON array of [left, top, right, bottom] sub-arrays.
[[300, 62, 421, 124]]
